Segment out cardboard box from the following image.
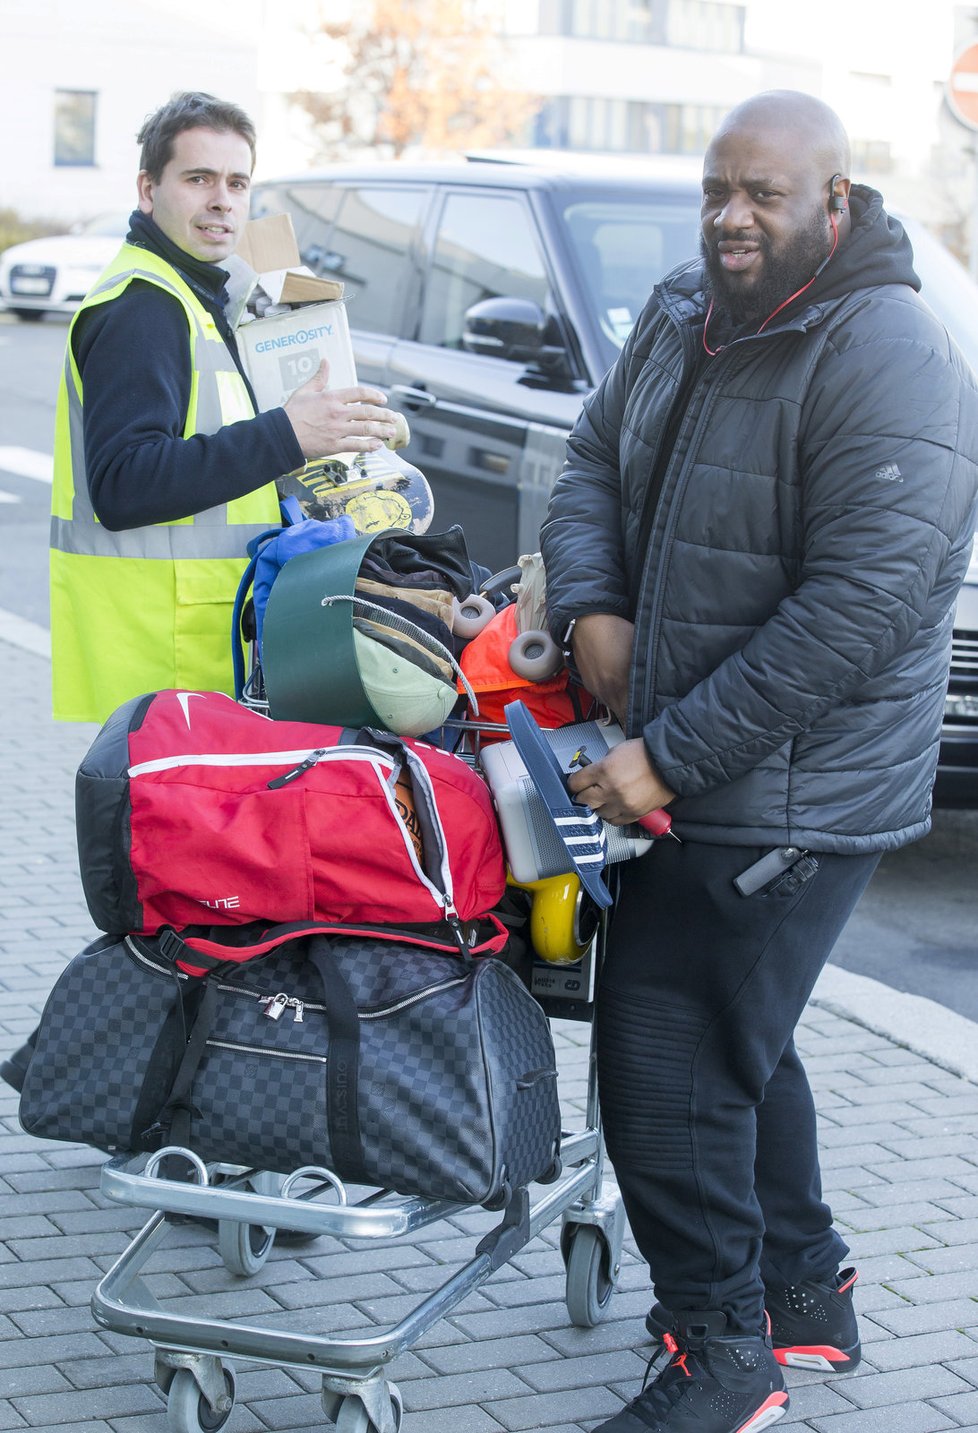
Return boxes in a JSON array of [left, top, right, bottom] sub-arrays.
[[235, 213, 344, 306], [232, 213, 357, 409], [236, 299, 357, 410]]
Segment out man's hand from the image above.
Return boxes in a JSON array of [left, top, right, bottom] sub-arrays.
[[566, 738, 676, 826], [571, 613, 634, 725], [283, 359, 399, 458]]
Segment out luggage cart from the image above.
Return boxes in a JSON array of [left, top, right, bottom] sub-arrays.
[[93, 1038, 622, 1433], [91, 712, 626, 1433]]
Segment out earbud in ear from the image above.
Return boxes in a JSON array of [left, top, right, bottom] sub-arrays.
[[829, 173, 847, 213]]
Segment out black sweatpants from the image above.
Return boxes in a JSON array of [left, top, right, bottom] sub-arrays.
[[596, 838, 880, 1332]]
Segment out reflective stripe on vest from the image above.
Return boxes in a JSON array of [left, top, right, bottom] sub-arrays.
[[51, 247, 277, 556]]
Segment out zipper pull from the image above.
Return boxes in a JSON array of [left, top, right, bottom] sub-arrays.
[[267, 748, 328, 789], [262, 993, 289, 1021], [290, 999, 305, 1024], [442, 897, 469, 956]]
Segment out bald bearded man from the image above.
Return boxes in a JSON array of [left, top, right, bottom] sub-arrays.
[[542, 91, 978, 1432]]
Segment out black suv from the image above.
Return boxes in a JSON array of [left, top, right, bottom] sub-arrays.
[[251, 158, 978, 804], [251, 159, 703, 569]]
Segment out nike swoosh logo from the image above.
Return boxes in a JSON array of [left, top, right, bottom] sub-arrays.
[[175, 691, 204, 729]]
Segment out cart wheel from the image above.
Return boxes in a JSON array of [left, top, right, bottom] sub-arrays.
[[166, 1367, 235, 1433], [218, 1214, 275, 1276], [332, 1384, 403, 1432], [216, 1170, 279, 1276], [565, 1225, 615, 1327], [322, 1390, 344, 1423]]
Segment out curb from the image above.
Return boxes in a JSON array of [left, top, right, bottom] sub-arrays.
[[812, 961, 978, 1085]]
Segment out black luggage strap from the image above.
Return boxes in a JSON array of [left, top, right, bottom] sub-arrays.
[[151, 981, 220, 1180], [306, 936, 370, 1186], [156, 926, 229, 973], [476, 1184, 531, 1272], [148, 930, 368, 1187]]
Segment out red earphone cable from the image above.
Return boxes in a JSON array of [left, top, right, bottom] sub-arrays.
[[702, 212, 840, 356]]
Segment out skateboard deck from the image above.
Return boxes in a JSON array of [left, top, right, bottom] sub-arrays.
[[278, 447, 434, 534]]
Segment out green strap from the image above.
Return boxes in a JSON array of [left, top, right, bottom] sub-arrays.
[[261, 534, 383, 727]]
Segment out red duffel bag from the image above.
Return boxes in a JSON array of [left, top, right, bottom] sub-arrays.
[[75, 689, 507, 942]]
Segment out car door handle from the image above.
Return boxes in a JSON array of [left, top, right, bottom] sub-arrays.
[[389, 385, 437, 410]]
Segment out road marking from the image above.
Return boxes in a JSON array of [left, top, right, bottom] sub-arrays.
[[0, 607, 50, 659], [0, 491, 20, 503], [0, 446, 53, 483]]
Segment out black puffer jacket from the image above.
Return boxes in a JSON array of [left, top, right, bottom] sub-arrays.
[[542, 187, 978, 853]]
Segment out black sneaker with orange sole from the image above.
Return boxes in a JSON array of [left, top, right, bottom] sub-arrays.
[[645, 1269, 861, 1374], [594, 1311, 788, 1432]]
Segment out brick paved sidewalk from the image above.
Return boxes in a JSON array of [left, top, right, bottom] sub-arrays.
[[2, 638, 978, 1433]]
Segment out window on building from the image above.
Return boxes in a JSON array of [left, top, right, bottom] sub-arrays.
[[540, 0, 741, 49], [54, 90, 97, 166], [536, 0, 664, 41], [535, 95, 723, 156], [667, 1, 744, 51], [658, 102, 727, 154], [851, 139, 893, 175]]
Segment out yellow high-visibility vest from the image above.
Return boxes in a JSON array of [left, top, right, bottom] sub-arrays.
[[50, 244, 281, 722]]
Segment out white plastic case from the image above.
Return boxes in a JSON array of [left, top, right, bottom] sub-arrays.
[[481, 719, 653, 884]]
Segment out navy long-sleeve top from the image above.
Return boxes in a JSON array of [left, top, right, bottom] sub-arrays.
[[71, 210, 303, 531]]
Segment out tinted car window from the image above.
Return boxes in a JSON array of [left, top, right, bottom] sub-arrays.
[[560, 195, 701, 352], [419, 192, 555, 349], [253, 183, 427, 337], [251, 182, 345, 274], [327, 187, 427, 336]]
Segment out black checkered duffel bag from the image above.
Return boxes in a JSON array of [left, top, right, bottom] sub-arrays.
[[19, 926, 561, 1207]]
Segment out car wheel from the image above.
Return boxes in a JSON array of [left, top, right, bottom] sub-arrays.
[[9, 308, 44, 322]]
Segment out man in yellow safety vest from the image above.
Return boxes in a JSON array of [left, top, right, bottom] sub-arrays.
[[50, 90, 397, 723]]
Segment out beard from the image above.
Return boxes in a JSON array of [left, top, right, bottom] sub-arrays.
[[701, 207, 833, 326]]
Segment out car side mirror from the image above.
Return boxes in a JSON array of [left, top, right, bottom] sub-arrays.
[[461, 297, 570, 375]]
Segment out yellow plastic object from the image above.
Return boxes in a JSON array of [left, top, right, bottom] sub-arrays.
[[508, 871, 597, 964]]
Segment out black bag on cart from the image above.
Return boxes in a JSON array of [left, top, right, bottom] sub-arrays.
[[19, 925, 562, 1207]]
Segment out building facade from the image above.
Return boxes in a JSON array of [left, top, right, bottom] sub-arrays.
[[0, 0, 971, 247], [0, 0, 262, 225]]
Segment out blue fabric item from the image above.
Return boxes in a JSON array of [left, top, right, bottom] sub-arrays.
[[230, 507, 357, 700], [279, 495, 305, 527], [252, 514, 356, 647]]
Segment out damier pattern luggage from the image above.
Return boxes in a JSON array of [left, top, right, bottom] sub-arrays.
[[19, 926, 562, 1207]]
